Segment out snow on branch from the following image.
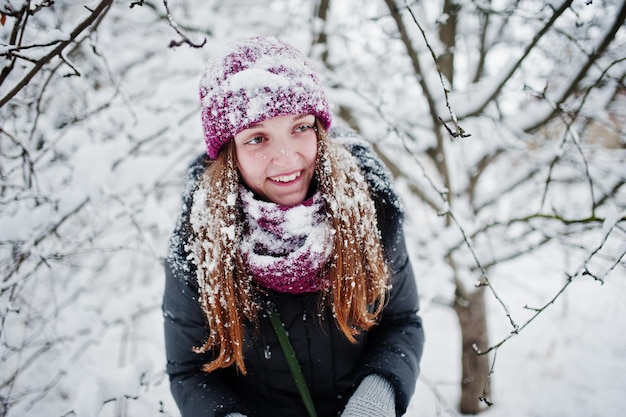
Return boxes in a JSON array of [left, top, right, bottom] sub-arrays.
[[0, 0, 114, 108]]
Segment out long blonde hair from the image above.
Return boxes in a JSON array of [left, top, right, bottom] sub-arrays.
[[188, 123, 389, 374]]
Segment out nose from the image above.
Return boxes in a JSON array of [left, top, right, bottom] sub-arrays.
[[271, 134, 298, 168]]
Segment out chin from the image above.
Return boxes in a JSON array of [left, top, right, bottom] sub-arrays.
[[275, 192, 307, 207]]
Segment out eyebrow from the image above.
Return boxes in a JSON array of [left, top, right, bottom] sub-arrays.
[[247, 114, 313, 129]]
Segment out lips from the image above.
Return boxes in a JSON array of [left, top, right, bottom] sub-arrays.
[[269, 171, 301, 183]]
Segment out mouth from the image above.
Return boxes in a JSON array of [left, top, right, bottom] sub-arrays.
[[269, 171, 301, 183]]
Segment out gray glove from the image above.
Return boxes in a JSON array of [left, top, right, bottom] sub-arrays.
[[341, 374, 396, 417]]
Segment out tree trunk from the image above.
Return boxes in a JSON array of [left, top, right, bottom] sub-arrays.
[[314, 0, 331, 65], [438, 0, 460, 87], [453, 281, 491, 414]]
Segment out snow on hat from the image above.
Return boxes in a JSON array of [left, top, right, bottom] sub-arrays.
[[199, 36, 332, 159]]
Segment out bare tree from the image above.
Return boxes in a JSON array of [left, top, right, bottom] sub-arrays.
[[326, 0, 625, 413], [0, 1, 189, 415]]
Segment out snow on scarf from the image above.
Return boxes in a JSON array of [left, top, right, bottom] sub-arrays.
[[239, 185, 332, 294]]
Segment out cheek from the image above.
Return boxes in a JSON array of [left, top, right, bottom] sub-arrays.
[[237, 152, 266, 185], [304, 139, 318, 165], [254, 152, 269, 161], [238, 149, 268, 166]]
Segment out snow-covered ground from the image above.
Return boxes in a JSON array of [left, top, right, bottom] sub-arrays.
[[411, 257, 626, 417]]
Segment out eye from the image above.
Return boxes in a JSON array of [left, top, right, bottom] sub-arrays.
[[245, 135, 265, 145], [293, 122, 316, 134]]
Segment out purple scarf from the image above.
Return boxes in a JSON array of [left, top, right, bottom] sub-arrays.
[[239, 186, 332, 294]]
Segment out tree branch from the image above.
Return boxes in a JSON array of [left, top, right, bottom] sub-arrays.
[[383, 0, 454, 212], [523, 0, 626, 131], [459, 0, 573, 120], [0, 0, 114, 109], [162, 0, 207, 48]]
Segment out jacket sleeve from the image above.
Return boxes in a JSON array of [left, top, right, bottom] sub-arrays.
[[162, 156, 249, 417]]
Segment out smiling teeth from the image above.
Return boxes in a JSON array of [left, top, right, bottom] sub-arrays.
[[271, 172, 300, 182]]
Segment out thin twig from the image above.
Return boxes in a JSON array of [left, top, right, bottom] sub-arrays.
[[162, 0, 206, 48]]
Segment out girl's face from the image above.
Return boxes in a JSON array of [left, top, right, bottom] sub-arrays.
[[234, 114, 318, 207]]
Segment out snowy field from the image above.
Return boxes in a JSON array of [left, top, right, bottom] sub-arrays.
[[411, 254, 626, 417]]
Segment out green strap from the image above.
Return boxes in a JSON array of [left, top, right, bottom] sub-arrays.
[[267, 308, 318, 417]]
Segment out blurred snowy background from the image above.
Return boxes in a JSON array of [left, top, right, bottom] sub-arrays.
[[1, 1, 625, 416]]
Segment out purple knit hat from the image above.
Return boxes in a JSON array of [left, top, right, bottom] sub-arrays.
[[199, 36, 332, 159]]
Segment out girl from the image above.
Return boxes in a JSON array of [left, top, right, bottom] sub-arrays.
[[163, 36, 424, 417]]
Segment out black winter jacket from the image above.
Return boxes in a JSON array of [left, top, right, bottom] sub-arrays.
[[163, 130, 424, 417]]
